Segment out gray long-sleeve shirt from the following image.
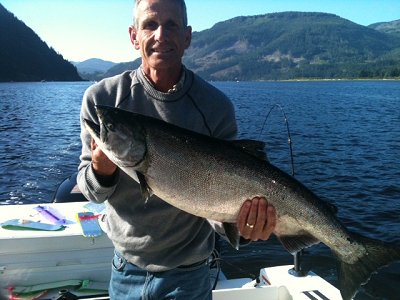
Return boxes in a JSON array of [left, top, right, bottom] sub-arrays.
[[78, 67, 237, 272]]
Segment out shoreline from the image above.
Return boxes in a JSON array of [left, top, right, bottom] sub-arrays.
[[1, 77, 399, 84]]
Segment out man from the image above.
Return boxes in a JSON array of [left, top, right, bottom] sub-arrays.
[[77, 0, 276, 299]]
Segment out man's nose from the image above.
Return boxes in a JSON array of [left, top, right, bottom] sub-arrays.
[[154, 25, 167, 42]]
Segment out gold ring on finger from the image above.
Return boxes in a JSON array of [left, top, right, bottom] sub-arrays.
[[246, 223, 254, 229]]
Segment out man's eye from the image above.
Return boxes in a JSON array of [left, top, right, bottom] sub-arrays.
[[143, 21, 158, 30], [165, 21, 180, 30]]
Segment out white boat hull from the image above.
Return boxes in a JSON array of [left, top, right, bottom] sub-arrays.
[[0, 202, 343, 299]]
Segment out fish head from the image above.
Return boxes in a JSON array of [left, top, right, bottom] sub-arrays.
[[84, 105, 147, 170]]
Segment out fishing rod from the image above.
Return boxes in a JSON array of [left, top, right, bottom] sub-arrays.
[[258, 104, 306, 276], [258, 103, 295, 177]]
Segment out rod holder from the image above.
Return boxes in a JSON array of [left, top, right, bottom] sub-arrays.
[[289, 250, 307, 277]]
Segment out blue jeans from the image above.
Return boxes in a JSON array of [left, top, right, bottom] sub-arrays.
[[109, 251, 212, 300]]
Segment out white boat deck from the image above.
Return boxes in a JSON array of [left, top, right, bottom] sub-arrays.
[[214, 265, 343, 300]]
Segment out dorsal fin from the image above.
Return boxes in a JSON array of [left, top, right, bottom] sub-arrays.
[[318, 196, 338, 214], [231, 139, 268, 161], [325, 200, 338, 214]]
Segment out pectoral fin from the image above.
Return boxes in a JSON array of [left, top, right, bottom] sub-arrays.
[[223, 223, 241, 250], [136, 171, 152, 202]]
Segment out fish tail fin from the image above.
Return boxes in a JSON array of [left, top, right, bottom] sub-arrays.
[[337, 233, 400, 300]]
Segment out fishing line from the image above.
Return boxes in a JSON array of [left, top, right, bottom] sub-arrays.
[[258, 104, 305, 275], [211, 256, 259, 283], [258, 104, 295, 177]]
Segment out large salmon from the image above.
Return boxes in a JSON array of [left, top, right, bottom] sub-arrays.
[[85, 105, 400, 300]]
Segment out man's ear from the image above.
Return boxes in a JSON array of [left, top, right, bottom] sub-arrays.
[[129, 26, 140, 50], [184, 26, 192, 49]]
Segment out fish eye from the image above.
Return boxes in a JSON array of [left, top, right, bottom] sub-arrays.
[[106, 123, 114, 131]]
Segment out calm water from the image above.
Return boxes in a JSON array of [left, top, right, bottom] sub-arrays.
[[1, 80, 399, 299]]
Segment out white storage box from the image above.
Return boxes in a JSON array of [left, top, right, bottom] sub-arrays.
[[0, 202, 113, 290]]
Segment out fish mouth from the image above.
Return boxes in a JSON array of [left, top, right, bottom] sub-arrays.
[[84, 105, 115, 138], [84, 118, 100, 139]]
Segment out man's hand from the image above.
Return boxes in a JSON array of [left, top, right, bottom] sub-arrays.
[[91, 139, 117, 182], [237, 197, 276, 241]]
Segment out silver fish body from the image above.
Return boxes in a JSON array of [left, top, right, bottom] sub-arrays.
[[85, 105, 400, 300]]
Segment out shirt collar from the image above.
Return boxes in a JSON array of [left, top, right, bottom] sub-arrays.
[[140, 67, 186, 94]]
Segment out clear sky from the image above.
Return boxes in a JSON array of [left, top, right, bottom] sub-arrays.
[[2, 0, 399, 63]]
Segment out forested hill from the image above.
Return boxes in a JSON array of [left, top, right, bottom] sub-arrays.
[[369, 19, 400, 37], [0, 4, 81, 82], [183, 12, 400, 80]]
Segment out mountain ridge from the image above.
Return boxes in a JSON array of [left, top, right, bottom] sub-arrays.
[[0, 4, 82, 82], [1, 8, 399, 81], [73, 58, 117, 80], [73, 58, 117, 74], [183, 12, 400, 80], [369, 19, 400, 37]]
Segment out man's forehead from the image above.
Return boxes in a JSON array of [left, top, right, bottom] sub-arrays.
[[136, 1, 183, 25], [137, 0, 182, 17]]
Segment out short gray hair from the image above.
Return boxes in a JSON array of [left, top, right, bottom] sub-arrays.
[[134, 0, 188, 27]]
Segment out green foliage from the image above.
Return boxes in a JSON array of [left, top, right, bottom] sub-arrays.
[[0, 4, 82, 82], [184, 12, 400, 80]]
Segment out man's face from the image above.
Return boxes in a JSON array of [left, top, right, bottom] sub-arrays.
[[131, 0, 192, 72]]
